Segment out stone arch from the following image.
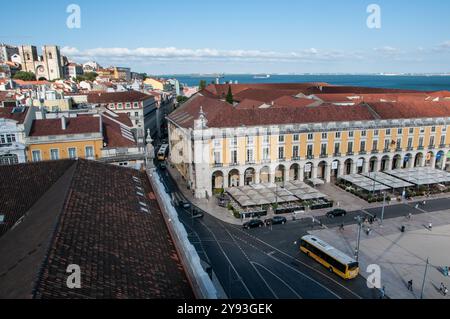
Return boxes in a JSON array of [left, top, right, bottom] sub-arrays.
[[415, 152, 424, 167], [344, 158, 353, 175], [392, 154, 402, 170], [260, 166, 271, 184], [425, 151, 435, 167], [381, 155, 390, 171], [317, 161, 328, 180], [289, 163, 300, 181], [244, 167, 256, 185], [275, 164, 286, 183], [403, 153, 413, 168], [331, 159, 340, 179], [435, 150, 445, 169], [228, 169, 240, 187], [211, 170, 224, 192], [369, 156, 378, 172], [304, 162, 314, 180], [356, 157, 366, 174]]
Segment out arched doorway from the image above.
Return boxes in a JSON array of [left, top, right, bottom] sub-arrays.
[[289, 164, 300, 181], [331, 160, 340, 179], [403, 153, 413, 168], [381, 155, 390, 171], [275, 165, 286, 183], [317, 161, 327, 180], [356, 158, 365, 174], [435, 151, 445, 169], [369, 156, 378, 172], [425, 152, 434, 167], [244, 168, 256, 185], [392, 154, 402, 170], [260, 166, 270, 184], [344, 159, 353, 175], [415, 153, 424, 167], [212, 171, 224, 193], [228, 169, 240, 187], [304, 162, 313, 180]]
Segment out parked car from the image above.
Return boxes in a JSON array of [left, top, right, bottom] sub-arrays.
[[264, 216, 287, 226], [243, 219, 264, 229], [179, 200, 191, 209], [326, 209, 347, 218]]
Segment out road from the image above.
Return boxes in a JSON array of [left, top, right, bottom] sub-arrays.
[[158, 167, 392, 299]]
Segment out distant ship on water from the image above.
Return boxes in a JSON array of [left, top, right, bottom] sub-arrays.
[[253, 74, 271, 79]]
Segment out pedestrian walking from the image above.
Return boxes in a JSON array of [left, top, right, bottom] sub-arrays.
[[380, 286, 386, 299], [440, 283, 448, 296], [428, 222, 433, 231], [339, 223, 345, 231], [407, 280, 413, 291]]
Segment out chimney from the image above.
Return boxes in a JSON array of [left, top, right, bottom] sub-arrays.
[[61, 116, 67, 130]]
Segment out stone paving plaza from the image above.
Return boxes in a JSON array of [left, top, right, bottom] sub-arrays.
[[311, 209, 450, 299]]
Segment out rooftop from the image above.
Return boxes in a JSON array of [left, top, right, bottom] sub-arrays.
[[168, 83, 450, 129], [0, 160, 194, 299], [87, 90, 153, 104]]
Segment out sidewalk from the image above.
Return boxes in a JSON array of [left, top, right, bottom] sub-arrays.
[[166, 164, 241, 225], [310, 209, 450, 299], [165, 163, 450, 226]]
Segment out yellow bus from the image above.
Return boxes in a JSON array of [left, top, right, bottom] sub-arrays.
[[157, 144, 169, 161], [300, 235, 359, 280]]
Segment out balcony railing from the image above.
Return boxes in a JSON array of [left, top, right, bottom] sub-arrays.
[[347, 152, 354, 156], [291, 156, 300, 161], [333, 152, 341, 157], [278, 157, 286, 162], [306, 155, 315, 160], [229, 162, 239, 167], [371, 150, 379, 154], [246, 161, 256, 165], [359, 151, 367, 155], [428, 145, 436, 150], [407, 147, 414, 151], [395, 148, 403, 152], [440, 144, 447, 149], [212, 163, 223, 168], [383, 148, 390, 153], [320, 154, 329, 158], [261, 159, 271, 164], [418, 146, 424, 150]]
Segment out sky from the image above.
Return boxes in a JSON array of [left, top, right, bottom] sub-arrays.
[[2, 0, 450, 74]]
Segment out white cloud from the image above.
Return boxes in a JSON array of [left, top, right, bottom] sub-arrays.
[[61, 46, 361, 63], [373, 46, 400, 55]]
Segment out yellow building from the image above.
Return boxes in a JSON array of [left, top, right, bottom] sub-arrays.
[[167, 84, 450, 199], [144, 78, 165, 91], [26, 116, 103, 162]]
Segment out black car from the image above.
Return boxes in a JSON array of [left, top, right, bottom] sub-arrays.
[[179, 200, 191, 209], [264, 216, 287, 226], [243, 219, 264, 229], [326, 209, 347, 218]]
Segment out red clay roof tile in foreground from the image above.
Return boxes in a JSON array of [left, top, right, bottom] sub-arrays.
[[0, 106, 28, 124]]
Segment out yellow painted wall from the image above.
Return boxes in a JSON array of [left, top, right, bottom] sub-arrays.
[[28, 139, 103, 161], [144, 78, 164, 91]]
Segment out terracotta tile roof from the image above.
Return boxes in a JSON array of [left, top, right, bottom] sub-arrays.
[[233, 88, 303, 103], [87, 91, 153, 104], [235, 98, 266, 109], [0, 160, 194, 299], [0, 160, 74, 238], [367, 101, 450, 119], [272, 96, 317, 108], [102, 115, 136, 148], [13, 80, 50, 86], [0, 106, 28, 124], [29, 117, 101, 137]]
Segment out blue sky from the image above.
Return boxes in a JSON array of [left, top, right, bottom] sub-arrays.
[[2, 0, 450, 74]]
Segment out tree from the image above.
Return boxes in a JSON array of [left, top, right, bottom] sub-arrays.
[[75, 72, 98, 82], [176, 96, 189, 104], [226, 86, 234, 104], [13, 71, 36, 81], [198, 80, 207, 91]]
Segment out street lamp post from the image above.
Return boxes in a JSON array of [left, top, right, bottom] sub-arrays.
[[380, 192, 386, 226], [420, 257, 430, 299], [354, 215, 363, 261]]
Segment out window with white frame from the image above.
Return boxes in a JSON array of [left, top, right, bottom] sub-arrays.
[[50, 149, 59, 160], [32, 150, 41, 162], [278, 135, 285, 143], [278, 146, 284, 159], [292, 145, 299, 159], [214, 151, 221, 164], [68, 147, 77, 159], [293, 134, 299, 142], [307, 133, 314, 141], [247, 149, 254, 163], [231, 150, 237, 164], [263, 147, 270, 160], [85, 146, 94, 158], [335, 132, 341, 139]]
